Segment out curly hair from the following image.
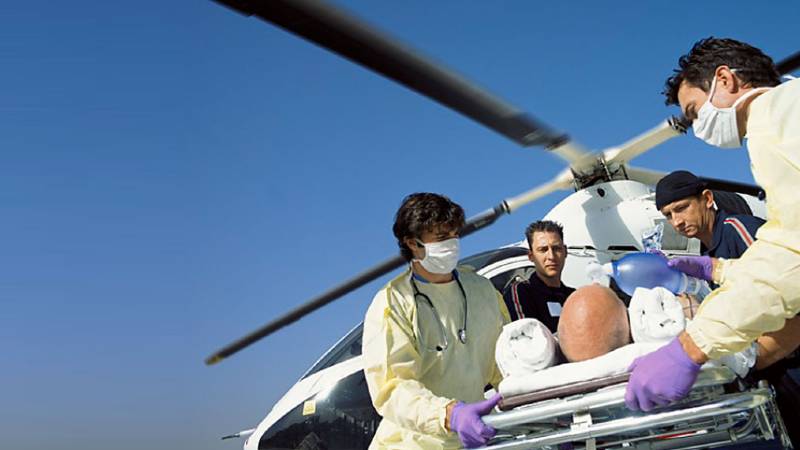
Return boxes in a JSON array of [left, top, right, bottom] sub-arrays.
[[393, 193, 465, 261], [663, 37, 780, 105]]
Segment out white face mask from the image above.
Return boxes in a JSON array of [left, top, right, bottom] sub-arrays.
[[415, 238, 460, 274], [692, 73, 770, 148]]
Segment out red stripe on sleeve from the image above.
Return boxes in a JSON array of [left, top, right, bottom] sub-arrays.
[[724, 218, 755, 246]]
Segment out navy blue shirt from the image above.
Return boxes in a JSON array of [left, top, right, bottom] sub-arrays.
[[703, 210, 765, 259], [502, 273, 574, 332]]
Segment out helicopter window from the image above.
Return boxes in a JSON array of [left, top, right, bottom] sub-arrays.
[[656, 218, 691, 251], [302, 323, 364, 380], [461, 246, 529, 270], [607, 245, 639, 252], [258, 370, 380, 450]]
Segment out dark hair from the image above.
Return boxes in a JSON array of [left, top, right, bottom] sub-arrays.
[[393, 193, 465, 261], [525, 220, 564, 248], [663, 37, 781, 105]]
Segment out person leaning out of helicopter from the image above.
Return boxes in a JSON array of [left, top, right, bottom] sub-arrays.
[[362, 192, 511, 449], [623, 38, 800, 432], [656, 170, 765, 266], [654, 170, 800, 444]]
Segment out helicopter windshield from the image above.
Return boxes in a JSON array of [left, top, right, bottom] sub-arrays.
[[302, 323, 364, 380]]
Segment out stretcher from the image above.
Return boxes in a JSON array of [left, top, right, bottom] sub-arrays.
[[481, 366, 791, 450]]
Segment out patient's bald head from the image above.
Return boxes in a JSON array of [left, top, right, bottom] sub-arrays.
[[557, 285, 630, 362]]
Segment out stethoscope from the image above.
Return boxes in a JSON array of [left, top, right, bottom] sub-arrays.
[[410, 274, 468, 352]]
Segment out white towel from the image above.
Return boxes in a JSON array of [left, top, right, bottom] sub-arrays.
[[495, 318, 557, 379], [499, 342, 666, 396], [628, 287, 685, 344]]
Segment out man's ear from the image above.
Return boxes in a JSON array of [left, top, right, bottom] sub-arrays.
[[715, 65, 741, 94], [528, 249, 535, 262], [404, 237, 421, 258], [702, 189, 715, 209]]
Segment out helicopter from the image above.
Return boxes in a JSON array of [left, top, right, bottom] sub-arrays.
[[203, 1, 800, 448]]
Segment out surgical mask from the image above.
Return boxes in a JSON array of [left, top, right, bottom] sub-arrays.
[[692, 73, 770, 148], [415, 238, 460, 274]]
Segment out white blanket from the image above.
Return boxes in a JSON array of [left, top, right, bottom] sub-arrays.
[[629, 286, 757, 377], [628, 287, 685, 344], [499, 342, 666, 396], [497, 287, 757, 397], [495, 318, 557, 379]]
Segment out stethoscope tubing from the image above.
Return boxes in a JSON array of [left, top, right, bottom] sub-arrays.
[[410, 274, 468, 352]]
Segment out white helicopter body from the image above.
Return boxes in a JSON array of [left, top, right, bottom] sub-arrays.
[[241, 179, 765, 449]]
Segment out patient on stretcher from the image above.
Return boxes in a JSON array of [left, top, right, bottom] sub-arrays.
[[495, 284, 756, 397], [557, 284, 630, 362]]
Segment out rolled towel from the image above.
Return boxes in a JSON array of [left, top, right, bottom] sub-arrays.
[[495, 318, 557, 379], [628, 287, 685, 344]]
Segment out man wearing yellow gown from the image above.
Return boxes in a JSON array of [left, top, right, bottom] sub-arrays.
[[625, 39, 800, 435], [362, 193, 510, 449]]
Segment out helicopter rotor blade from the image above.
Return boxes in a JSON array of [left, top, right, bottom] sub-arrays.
[[205, 172, 576, 364], [697, 176, 764, 199], [206, 203, 505, 364], [625, 166, 764, 200], [776, 50, 800, 75], [503, 170, 575, 213], [624, 165, 668, 186], [604, 117, 687, 166], [205, 253, 404, 365], [213, 0, 592, 162]]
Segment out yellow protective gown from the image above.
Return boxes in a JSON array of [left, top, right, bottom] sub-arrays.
[[362, 266, 510, 449], [687, 77, 800, 358]]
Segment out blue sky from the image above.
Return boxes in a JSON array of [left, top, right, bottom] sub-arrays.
[[2, 1, 798, 449]]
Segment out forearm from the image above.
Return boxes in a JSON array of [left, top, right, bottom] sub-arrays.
[[710, 257, 732, 284], [445, 400, 457, 431], [755, 315, 800, 370], [679, 331, 709, 364]]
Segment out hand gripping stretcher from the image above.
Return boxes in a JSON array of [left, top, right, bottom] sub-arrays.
[[480, 366, 791, 450]]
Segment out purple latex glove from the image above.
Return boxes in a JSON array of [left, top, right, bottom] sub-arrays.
[[625, 337, 701, 411], [449, 393, 501, 448], [667, 255, 714, 281]]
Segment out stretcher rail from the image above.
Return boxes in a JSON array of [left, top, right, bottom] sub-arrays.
[[480, 367, 790, 450]]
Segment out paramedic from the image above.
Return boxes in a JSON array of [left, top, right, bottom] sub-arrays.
[[362, 192, 511, 449], [503, 220, 574, 331], [625, 38, 800, 419], [656, 170, 764, 260]]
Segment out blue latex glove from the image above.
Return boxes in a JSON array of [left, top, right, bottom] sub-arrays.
[[625, 337, 701, 411], [449, 393, 501, 448], [667, 255, 714, 281]]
